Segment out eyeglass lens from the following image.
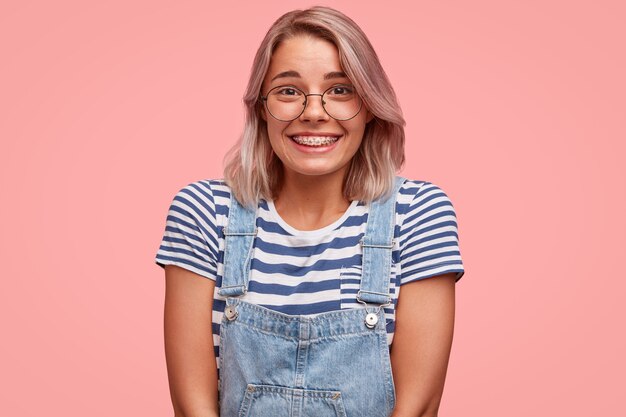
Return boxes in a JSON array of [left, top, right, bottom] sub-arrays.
[[264, 85, 362, 121]]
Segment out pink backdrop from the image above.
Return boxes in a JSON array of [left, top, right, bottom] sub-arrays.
[[1, 0, 624, 415]]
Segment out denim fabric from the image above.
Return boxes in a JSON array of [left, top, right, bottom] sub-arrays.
[[218, 177, 406, 417]]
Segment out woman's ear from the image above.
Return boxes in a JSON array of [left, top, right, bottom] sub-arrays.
[[259, 102, 268, 122], [366, 108, 375, 123]]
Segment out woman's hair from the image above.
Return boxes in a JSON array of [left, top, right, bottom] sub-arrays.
[[223, 6, 406, 209]]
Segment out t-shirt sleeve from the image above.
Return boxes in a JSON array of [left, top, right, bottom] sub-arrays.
[[398, 181, 465, 284], [154, 181, 220, 280]]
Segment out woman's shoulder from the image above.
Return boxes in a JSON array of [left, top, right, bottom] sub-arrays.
[[395, 177, 457, 217], [396, 177, 447, 201], [169, 178, 234, 220], [175, 178, 230, 195], [173, 178, 234, 202]]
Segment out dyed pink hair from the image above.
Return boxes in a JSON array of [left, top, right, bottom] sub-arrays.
[[223, 6, 406, 208]]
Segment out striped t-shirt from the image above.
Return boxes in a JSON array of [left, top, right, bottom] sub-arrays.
[[155, 178, 465, 370]]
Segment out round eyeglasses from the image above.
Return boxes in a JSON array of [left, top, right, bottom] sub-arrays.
[[260, 84, 363, 122]]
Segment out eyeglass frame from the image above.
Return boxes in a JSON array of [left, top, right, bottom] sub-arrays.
[[259, 84, 364, 122]]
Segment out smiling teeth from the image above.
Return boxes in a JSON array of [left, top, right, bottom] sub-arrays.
[[291, 136, 340, 146]]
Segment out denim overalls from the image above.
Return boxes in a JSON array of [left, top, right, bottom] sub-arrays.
[[217, 176, 406, 417]]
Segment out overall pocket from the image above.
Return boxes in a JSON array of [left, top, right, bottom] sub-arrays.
[[238, 384, 347, 417]]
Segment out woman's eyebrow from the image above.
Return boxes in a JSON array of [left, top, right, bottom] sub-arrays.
[[270, 70, 348, 82]]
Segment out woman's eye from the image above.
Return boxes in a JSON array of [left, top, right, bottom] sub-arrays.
[[329, 86, 354, 95], [277, 87, 299, 96]]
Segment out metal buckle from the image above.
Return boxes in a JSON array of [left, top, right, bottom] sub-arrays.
[[356, 290, 392, 307], [359, 237, 395, 249], [222, 227, 257, 237]]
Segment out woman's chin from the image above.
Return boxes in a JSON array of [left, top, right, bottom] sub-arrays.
[[281, 162, 350, 180]]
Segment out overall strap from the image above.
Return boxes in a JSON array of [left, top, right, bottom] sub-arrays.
[[357, 176, 407, 305], [218, 192, 257, 297]]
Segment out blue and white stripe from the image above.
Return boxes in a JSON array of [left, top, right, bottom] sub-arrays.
[[155, 178, 464, 370]]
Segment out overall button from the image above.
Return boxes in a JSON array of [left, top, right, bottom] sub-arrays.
[[224, 306, 238, 321], [365, 312, 378, 328]]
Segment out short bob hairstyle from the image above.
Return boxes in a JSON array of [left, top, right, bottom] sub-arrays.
[[223, 6, 406, 209]]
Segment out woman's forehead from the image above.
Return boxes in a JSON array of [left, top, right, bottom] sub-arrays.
[[265, 36, 345, 83]]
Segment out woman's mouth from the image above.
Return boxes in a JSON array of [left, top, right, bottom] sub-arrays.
[[289, 135, 341, 147]]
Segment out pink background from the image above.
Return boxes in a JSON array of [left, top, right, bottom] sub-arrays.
[[1, 0, 624, 415]]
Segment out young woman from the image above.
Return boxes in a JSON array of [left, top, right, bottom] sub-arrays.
[[155, 6, 465, 417]]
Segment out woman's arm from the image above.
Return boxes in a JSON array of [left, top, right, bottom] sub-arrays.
[[390, 272, 456, 417], [164, 265, 219, 417]]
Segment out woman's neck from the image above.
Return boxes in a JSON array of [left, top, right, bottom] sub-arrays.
[[272, 170, 352, 231]]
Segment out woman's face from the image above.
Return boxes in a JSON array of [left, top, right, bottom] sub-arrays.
[[260, 35, 373, 183]]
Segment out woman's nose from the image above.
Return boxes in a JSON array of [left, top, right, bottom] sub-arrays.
[[300, 94, 330, 121]]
